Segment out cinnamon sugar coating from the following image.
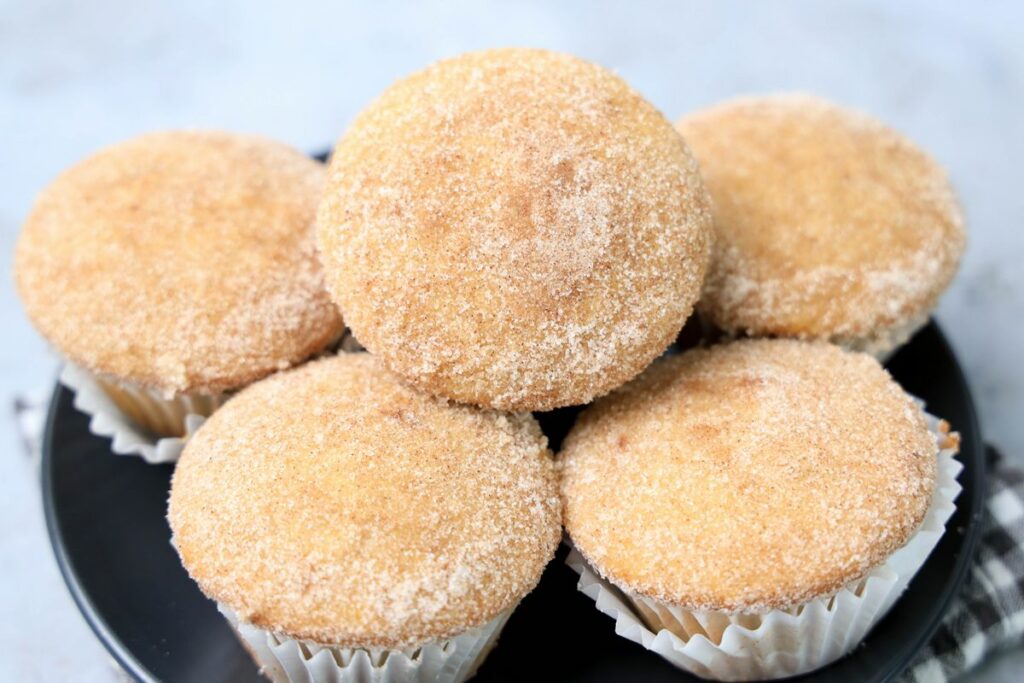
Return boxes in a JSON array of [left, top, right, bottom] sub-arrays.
[[14, 131, 343, 396], [560, 339, 938, 612], [318, 48, 712, 411], [169, 354, 561, 649], [677, 94, 965, 354]]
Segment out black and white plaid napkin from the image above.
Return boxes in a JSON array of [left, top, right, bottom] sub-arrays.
[[14, 400, 1024, 681]]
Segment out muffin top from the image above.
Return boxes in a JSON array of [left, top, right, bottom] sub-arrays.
[[560, 339, 938, 612], [169, 353, 561, 649], [677, 94, 964, 351], [14, 131, 343, 396], [318, 48, 711, 412]]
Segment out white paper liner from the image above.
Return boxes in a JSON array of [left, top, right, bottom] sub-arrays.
[[59, 363, 212, 464], [219, 605, 512, 683], [835, 313, 930, 362], [697, 313, 929, 362], [567, 410, 962, 681]]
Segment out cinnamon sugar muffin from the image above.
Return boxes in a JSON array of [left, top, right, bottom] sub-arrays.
[[318, 48, 712, 411], [169, 353, 561, 682], [561, 339, 960, 679], [677, 94, 965, 357], [14, 131, 343, 436]]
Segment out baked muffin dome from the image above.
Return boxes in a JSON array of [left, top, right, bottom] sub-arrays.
[[14, 131, 343, 396], [677, 94, 965, 355], [560, 339, 937, 612], [318, 48, 712, 411], [169, 353, 561, 649]]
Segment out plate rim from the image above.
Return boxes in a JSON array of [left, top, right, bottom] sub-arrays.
[[41, 381, 162, 683], [40, 321, 987, 683]]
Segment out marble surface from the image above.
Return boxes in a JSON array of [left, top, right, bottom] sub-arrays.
[[2, 1, 1022, 680]]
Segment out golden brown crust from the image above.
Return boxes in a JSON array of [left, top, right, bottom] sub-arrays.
[[168, 354, 561, 649], [14, 131, 343, 396], [677, 94, 964, 352], [318, 48, 712, 411], [560, 339, 938, 612]]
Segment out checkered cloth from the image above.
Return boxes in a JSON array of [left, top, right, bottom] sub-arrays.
[[12, 400, 1024, 681]]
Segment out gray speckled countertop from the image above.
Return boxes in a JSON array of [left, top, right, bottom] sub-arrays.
[[2, 1, 1022, 680]]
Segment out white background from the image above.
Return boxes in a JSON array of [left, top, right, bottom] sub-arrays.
[[1, 1, 1022, 680]]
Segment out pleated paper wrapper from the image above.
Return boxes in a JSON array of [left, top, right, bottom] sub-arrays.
[[219, 605, 511, 683], [567, 410, 962, 681], [697, 313, 930, 362], [59, 363, 222, 464]]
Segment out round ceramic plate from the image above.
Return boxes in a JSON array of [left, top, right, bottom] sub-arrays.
[[42, 321, 985, 683]]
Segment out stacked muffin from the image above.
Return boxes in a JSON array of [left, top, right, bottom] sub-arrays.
[[15, 49, 966, 682]]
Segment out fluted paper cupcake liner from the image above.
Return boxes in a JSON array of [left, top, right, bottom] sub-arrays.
[[59, 363, 221, 464], [696, 313, 930, 361], [219, 605, 511, 683], [835, 313, 931, 362], [567, 410, 962, 681]]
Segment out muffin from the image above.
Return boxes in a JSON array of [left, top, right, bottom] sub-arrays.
[[168, 354, 561, 683], [677, 94, 965, 357], [15, 131, 343, 438], [560, 339, 961, 680], [317, 48, 712, 411]]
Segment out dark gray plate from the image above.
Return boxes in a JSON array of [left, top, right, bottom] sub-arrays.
[[42, 321, 985, 682]]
